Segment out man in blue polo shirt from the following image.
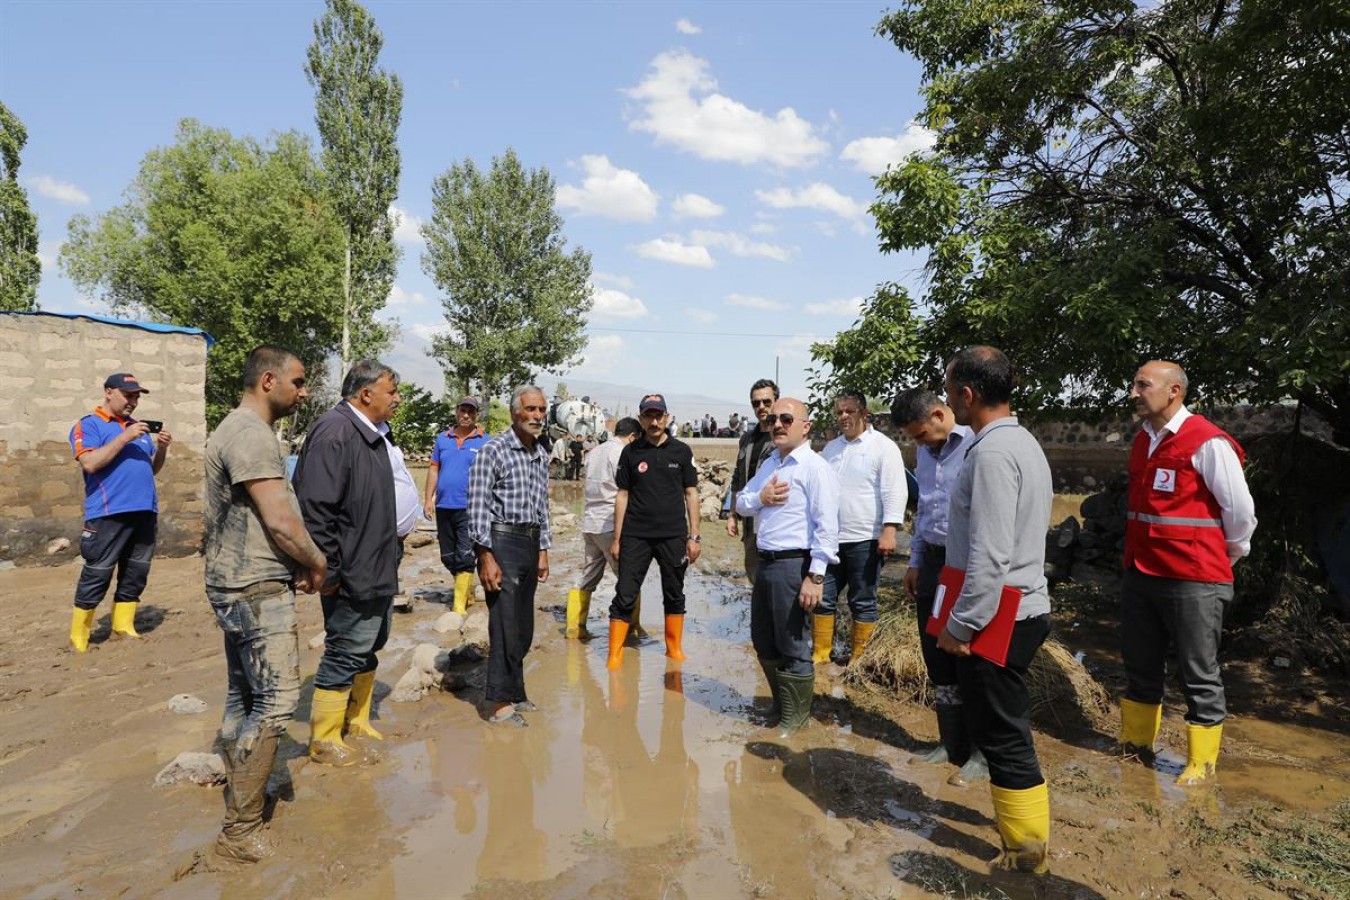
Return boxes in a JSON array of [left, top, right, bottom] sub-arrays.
[[423, 396, 491, 615], [67, 372, 173, 651]]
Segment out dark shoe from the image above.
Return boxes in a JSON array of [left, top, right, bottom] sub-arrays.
[[489, 710, 529, 728], [775, 670, 814, 738]]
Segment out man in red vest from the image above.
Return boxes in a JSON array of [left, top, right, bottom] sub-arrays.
[[1120, 361, 1256, 785]]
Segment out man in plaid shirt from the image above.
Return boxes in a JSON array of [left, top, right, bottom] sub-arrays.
[[467, 385, 552, 727]]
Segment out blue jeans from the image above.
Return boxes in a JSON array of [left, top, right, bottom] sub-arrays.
[[818, 539, 881, 623], [315, 592, 394, 691], [207, 583, 301, 753]]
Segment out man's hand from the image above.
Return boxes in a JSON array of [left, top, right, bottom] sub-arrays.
[[154, 429, 173, 451], [609, 535, 621, 560], [878, 525, 897, 559], [686, 538, 701, 565], [725, 516, 739, 538], [537, 550, 550, 583], [798, 575, 823, 612], [903, 567, 919, 599], [424, 500, 436, 521], [123, 422, 151, 444], [937, 628, 971, 657], [478, 550, 502, 592], [760, 476, 790, 507], [295, 562, 327, 594]]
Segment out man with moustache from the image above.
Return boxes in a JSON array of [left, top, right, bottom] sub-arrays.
[[736, 397, 840, 737], [203, 345, 327, 862], [724, 379, 780, 582], [467, 385, 552, 727], [605, 394, 701, 669], [424, 396, 491, 616], [294, 359, 411, 765], [1119, 361, 1256, 785], [938, 346, 1053, 873]]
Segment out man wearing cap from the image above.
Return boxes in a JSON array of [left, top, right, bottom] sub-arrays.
[[605, 394, 701, 670], [67, 372, 173, 652], [567, 417, 642, 640], [735, 397, 840, 737], [424, 396, 490, 616]]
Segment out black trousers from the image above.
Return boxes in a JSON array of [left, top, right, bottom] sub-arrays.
[[435, 507, 474, 574], [913, 548, 959, 687], [74, 511, 157, 609], [484, 528, 540, 704], [609, 533, 687, 621], [956, 614, 1050, 790]]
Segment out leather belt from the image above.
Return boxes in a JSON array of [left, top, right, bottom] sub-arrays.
[[492, 522, 542, 537], [758, 549, 809, 561]]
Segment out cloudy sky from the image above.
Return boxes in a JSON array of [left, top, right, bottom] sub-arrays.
[[2, 1, 931, 417]]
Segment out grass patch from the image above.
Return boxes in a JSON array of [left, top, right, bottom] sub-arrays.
[[1052, 764, 1117, 799], [1227, 802, 1350, 899]]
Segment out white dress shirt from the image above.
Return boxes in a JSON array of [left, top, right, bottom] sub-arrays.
[[735, 442, 840, 575], [346, 401, 420, 537], [1142, 406, 1257, 561], [820, 425, 908, 543], [581, 437, 626, 534]]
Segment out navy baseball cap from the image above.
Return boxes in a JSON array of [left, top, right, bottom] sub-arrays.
[[639, 393, 667, 413], [456, 396, 480, 409], [104, 373, 149, 394]]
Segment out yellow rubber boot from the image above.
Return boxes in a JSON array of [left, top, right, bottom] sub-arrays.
[[1176, 723, 1222, 785], [849, 621, 877, 664], [452, 572, 473, 615], [566, 589, 593, 640], [310, 687, 366, 766], [1119, 698, 1162, 757], [811, 614, 835, 665], [607, 619, 630, 671], [990, 783, 1050, 874], [70, 607, 96, 653], [111, 600, 141, 638], [346, 671, 383, 741]]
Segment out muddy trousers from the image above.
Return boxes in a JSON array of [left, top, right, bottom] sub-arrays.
[[74, 511, 156, 608], [207, 583, 301, 755], [609, 534, 688, 620], [955, 615, 1050, 790], [315, 592, 393, 691], [1120, 566, 1231, 726], [577, 530, 617, 593], [819, 539, 882, 623], [435, 507, 475, 574], [750, 555, 814, 676], [484, 526, 541, 705]]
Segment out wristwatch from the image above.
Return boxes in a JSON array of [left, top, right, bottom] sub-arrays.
[[688, 534, 701, 543], [809, 573, 825, 585]]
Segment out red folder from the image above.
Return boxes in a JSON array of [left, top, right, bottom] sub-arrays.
[[923, 565, 1023, 667]]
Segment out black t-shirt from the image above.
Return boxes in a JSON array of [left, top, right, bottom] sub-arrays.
[[615, 436, 698, 538]]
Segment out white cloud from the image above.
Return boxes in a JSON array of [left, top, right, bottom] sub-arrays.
[[725, 292, 783, 312], [749, 221, 777, 235], [634, 237, 715, 268], [389, 205, 425, 244], [675, 18, 701, 35], [775, 333, 819, 360], [804, 295, 863, 316], [387, 284, 429, 307], [690, 229, 790, 262], [27, 175, 89, 205], [576, 334, 625, 375], [687, 308, 717, 324], [591, 286, 650, 319], [840, 123, 937, 175], [625, 50, 829, 168], [593, 271, 634, 289], [410, 321, 452, 343], [757, 183, 868, 231], [671, 193, 725, 219], [557, 155, 659, 222]]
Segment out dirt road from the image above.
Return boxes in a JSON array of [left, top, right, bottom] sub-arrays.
[[2, 485, 1347, 899]]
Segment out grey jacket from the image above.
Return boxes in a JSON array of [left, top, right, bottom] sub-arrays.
[[945, 416, 1052, 642]]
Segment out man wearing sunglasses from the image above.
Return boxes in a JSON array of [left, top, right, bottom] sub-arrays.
[[606, 393, 701, 669], [735, 398, 840, 737], [723, 379, 780, 582]]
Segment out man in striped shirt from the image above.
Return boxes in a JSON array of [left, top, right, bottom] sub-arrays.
[[467, 385, 553, 727]]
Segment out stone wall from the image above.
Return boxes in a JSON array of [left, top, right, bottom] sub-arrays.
[[0, 313, 210, 567]]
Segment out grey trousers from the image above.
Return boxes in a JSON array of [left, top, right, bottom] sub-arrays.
[[750, 556, 813, 675], [1121, 565, 1233, 726], [577, 530, 616, 592]]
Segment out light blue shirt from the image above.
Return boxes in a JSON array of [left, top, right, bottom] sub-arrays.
[[735, 442, 840, 575], [910, 424, 972, 568]]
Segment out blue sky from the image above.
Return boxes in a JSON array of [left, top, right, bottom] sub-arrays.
[[2, 1, 930, 419]]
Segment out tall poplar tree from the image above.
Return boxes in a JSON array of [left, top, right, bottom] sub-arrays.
[[0, 101, 41, 312], [306, 0, 403, 367]]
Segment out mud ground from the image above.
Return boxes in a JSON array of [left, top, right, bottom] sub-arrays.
[[1, 475, 1347, 899]]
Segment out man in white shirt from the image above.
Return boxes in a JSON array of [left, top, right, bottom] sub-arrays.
[[567, 417, 641, 639], [736, 397, 840, 737], [818, 390, 907, 667], [1120, 361, 1257, 785]]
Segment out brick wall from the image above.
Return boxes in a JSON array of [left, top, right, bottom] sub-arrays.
[[0, 313, 209, 567]]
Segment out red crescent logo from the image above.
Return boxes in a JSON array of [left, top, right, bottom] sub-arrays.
[[637, 461, 648, 473]]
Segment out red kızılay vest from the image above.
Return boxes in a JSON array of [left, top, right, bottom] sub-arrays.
[[1124, 414, 1244, 583]]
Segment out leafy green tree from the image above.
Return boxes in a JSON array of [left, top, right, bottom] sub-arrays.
[[832, 0, 1350, 442], [389, 382, 452, 454], [422, 148, 593, 406], [809, 282, 923, 420], [61, 119, 345, 426], [306, 0, 403, 367], [0, 101, 41, 312]]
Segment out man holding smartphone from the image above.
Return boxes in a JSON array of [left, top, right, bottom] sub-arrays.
[[67, 372, 172, 652]]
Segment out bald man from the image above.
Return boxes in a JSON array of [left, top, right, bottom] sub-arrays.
[[1120, 361, 1256, 785]]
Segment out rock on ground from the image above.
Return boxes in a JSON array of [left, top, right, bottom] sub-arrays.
[[154, 751, 226, 787], [167, 694, 208, 715]]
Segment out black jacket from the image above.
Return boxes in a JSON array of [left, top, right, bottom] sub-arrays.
[[294, 403, 399, 600], [726, 425, 775, 534]]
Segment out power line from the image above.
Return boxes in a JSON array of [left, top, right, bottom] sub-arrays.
[[587, 325, 818, 338]]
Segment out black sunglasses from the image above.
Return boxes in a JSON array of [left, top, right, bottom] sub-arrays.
[[751, 398, 774, 407], [767, 413, 797, 426]]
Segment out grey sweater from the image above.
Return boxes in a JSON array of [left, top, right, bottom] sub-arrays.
[[945, 416, 1052, 642]]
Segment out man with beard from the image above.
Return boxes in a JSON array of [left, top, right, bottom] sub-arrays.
[[724, 379, 780, 582]]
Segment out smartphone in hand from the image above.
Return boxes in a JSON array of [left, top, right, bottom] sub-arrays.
[[141, 420, 164, 433]]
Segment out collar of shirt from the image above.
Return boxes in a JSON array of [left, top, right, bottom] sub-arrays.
[[92, 405, 130, 424], [345, 401, 390, 438], [927, 424, 971, 460], [445, 426, 485, 447], [969, 415, 1020, 448], [1142, 405, 1192, 441], [771, 441, 813, 467], [502, 425, 549, 460]]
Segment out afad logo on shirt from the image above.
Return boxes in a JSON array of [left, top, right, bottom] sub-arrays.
[[637, 461, 649, 474]]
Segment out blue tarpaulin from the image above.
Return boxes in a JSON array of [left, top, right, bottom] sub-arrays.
[[2, 310, 216, 347]]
